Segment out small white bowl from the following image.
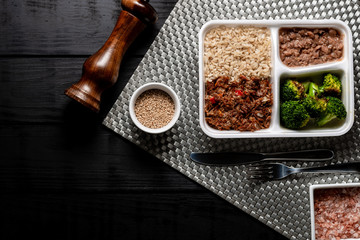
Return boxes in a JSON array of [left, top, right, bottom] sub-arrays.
[[309, 183, 360, 240], [129, 82, 180, 134]]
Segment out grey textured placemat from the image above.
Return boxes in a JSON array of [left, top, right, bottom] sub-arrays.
[[103, 0, 360, 239]]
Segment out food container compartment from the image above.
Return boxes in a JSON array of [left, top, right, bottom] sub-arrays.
[[309, 183, 360, 240], [198, 20, 354, 138], [279, 69, 349, 130]]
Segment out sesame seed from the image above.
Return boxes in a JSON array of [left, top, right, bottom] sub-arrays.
[[134, 89, 175, 129]]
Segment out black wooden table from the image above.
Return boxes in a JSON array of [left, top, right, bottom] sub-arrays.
[[0, 1, 288, 239]]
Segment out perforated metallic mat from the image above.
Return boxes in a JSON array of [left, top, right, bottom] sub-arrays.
[[103, 0, 360, 239]]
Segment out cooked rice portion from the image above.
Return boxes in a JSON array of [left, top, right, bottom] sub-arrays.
[[204, 26, 272, 82]]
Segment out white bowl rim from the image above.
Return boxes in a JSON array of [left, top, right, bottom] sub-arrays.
[[129, 82, 181, 134]]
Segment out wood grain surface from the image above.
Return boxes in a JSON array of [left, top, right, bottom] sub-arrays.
[[0, 1, 288, 239]]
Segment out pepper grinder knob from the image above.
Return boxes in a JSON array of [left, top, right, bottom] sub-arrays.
[[65, 0, 158, 112]]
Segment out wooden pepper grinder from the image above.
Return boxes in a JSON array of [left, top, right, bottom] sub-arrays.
[[65, 0, 158, 112]]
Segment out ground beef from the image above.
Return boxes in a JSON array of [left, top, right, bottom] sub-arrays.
[[279, 28, 343, 67], [205, 75, 273, 131]]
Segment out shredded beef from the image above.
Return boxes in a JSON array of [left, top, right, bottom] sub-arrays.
[[205, 76, 273, 131]]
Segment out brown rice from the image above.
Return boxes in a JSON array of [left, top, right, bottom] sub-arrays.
[[203, 26, 272, 82]]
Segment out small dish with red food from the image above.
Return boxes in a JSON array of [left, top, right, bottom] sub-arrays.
[[310, 183, 360, 240]]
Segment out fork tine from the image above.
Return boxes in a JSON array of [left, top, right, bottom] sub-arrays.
[[247, 169, 274, 175], [247, 174, 272, 181], [248, 163, 275, 170], [246, 163, 276, 180], [248, 166, 273, 170], [246, 169, 273, 177], [249, 163, 276, 167], [247, 165, 274, 173]]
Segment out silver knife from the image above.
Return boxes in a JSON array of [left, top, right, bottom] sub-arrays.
[[190, 149, 334, 166]]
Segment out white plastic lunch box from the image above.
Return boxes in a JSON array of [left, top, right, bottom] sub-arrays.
[[198, 20, 354, 138]]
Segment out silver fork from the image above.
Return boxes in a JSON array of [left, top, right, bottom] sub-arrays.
[[247, 162, 360, 180]]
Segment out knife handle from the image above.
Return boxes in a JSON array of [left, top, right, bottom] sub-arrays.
[[263, 149, 334, 161]]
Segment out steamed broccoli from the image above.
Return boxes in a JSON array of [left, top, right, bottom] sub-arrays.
[[302, 81, 311, 93], [319, 73, 342, 97], [303, 82, 326, 117], [281, 101, 310, 129], [303, 96, 327, 118], [307, 82, 319, 97], [281, 80, 305, 102], [316, 96, 347, 126]]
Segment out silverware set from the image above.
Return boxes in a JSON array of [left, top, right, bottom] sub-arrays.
[[190, 149, 360, 180]]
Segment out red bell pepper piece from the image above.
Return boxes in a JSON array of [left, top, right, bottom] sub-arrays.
[[235, 90, 244, 96]]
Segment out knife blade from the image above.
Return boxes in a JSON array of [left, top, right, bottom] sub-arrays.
[[190, 149, 334, 166]]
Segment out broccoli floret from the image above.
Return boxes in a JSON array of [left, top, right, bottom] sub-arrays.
[[319, 74, 342, 97], [281, 101, 310, 129], [281, 80, 305, 102], [307, 82, 319, 97], [316, 96, 347, 127], [303, 96, 327, 118], [302, 81, 311, 93]]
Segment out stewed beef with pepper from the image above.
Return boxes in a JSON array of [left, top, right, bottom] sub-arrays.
[[205, 75, 273, 131]]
